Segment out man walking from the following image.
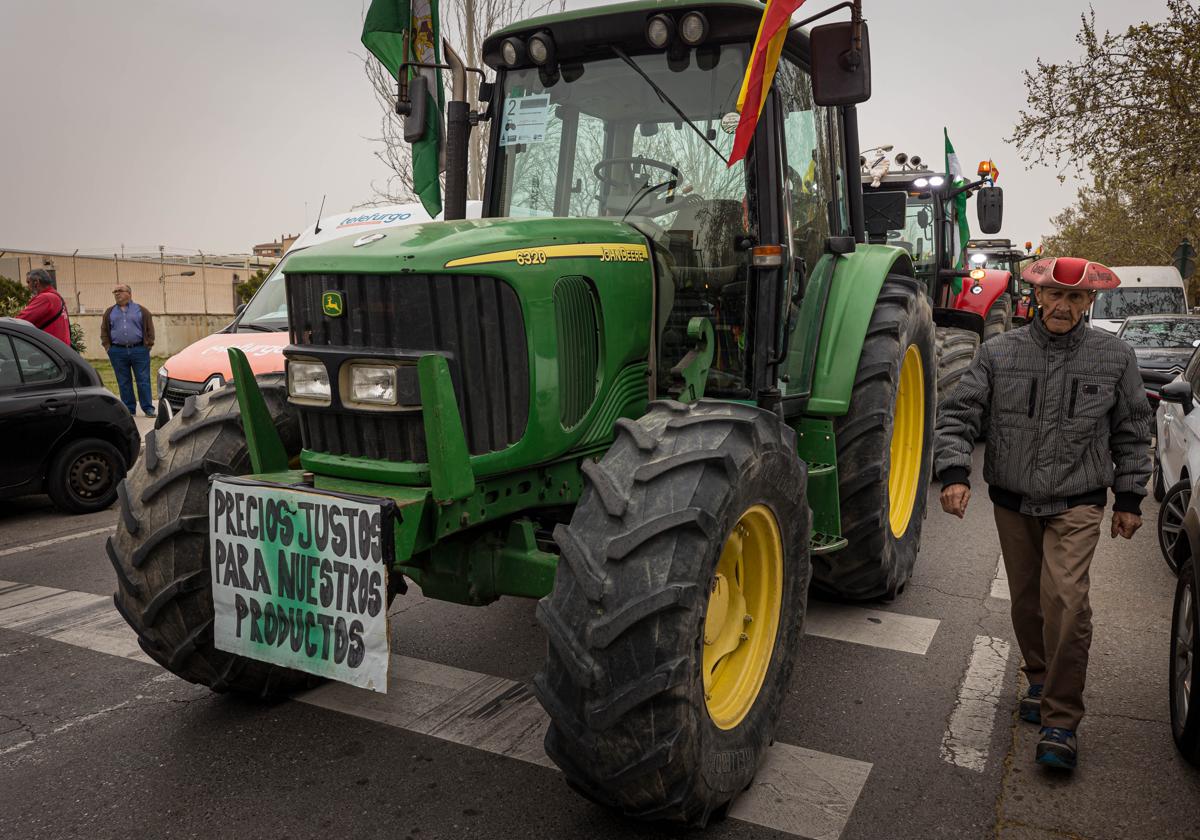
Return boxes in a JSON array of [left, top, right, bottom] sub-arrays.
[[935, 256, 1152, 770], [16, 269, 71, 346], [101, 284, 156, 417]]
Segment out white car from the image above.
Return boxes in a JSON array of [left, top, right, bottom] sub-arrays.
[[1090, 265, 1188, 334], [1157, 354, 1200, 572]]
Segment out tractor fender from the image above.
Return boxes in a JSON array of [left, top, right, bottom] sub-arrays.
[[952, 269, 1009, 318], [806, 244, 914, 416]]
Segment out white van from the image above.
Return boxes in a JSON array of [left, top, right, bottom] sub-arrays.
[[1090, 265, 1188, 333]]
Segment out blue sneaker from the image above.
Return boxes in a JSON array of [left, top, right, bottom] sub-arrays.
[[1036, 727, 1078, 769], [1020, 683, 1043, 724]]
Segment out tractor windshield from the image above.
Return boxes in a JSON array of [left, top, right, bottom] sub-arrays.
[[892, 197, 936, 279], [494, 45, 750, 222]]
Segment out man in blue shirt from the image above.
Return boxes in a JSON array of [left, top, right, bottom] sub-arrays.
[[101, 285, 157, 417]]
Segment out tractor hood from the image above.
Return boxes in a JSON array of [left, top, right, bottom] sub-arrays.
[[283, 216, 650, 276]]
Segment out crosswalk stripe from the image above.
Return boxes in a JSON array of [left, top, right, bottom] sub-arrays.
[[0, 578, 873, 839], [990, 554, 1010, 600], [939, 635, 1011, 772], [0, 526, 114, 558], [805, 600, 940, 655]]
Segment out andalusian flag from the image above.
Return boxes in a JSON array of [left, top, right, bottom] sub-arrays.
[[363, 0, 444, 217], [729, 0, 808, 167], [944, 128, 970, 272]]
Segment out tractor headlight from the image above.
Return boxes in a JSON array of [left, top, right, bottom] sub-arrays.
[[288, 359, 330, 403], [501, 37, 526, 67], [646, 14, 675, 48], [528, 31, 555, 65], [348, 364, 398, 406], [679, 12, 708, 45]]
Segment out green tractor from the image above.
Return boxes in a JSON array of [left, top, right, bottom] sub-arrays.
[[112, 0, 935, 825], [859, 150, 1005, 402]]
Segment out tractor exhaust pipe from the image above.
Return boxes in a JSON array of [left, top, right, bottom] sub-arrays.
[[443, 39, 470, 221]]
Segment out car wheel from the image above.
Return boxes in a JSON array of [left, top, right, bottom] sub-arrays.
[[46, 437, 127, 514], [1160, 481, 1191, 576], [1170, 559, 1200, 765]]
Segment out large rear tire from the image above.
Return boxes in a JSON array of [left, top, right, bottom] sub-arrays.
[[534, 400, 811, 826], [109, 375, 310, 697], [984, 295, 1012, 341], [815, 275, 936, 601], [935, 326, 979, 406]]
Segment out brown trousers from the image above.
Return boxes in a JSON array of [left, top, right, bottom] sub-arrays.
[[993, 504, 1104, 730]]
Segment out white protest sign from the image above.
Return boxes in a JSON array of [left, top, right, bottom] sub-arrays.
[[209, 478, 390, 693], [499, 93, 551, 146]]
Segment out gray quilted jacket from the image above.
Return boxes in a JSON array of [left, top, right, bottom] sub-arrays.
[[934, 316, 1152, 516]]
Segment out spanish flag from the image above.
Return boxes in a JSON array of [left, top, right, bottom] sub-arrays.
[[729, 0, 808, 167]]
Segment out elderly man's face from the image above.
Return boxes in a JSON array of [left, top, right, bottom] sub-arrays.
[[112, 286, 132, 305], [1035, 287, 1094, 334]]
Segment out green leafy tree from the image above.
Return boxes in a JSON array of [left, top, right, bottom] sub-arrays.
[[236, 269, 269, 304], [0, 274, 31, 317], [1013, 1, 1200, 298]]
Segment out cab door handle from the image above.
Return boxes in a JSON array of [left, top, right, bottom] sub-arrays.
[[41, 398, 67, 412]]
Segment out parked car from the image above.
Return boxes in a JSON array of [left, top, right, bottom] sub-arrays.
[[1116, 315, 1200, 412], [1155, 354, 1200, 571], [1168, 487, 1200, 766], [154, 201, 481, 426], [0, 317, 139, 513], [1090, 265, 1188, 334]]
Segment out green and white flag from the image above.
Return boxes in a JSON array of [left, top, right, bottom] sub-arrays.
[[944, 128, 971, 274], [363, 0, 444, 217]]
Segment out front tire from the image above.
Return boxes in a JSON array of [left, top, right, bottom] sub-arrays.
[[1160, 480, 1190, 576], [47, 437, 127, 514], [816, 276, 936, 600], [534, 401, 811, 826], [935, 326, 979, 406], [109, 375, 309, 696], [983, 295, 1012, 341], [1171, 559, 1199, 765]]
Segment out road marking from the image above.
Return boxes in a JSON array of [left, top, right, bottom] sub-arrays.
[[0, 578, 873, 839], [940, 635, 1011, 772], [805, 601, 940, 655], [0, 526, 114, 558], [990, 554, 1010, 600]]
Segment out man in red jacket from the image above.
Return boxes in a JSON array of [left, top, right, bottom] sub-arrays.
[[16, 269, 71, 346]]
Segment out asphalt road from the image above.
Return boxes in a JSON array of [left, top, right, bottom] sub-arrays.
[[1, 444, 1197, 840]]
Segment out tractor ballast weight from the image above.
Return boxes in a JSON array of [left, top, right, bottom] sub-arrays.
[[111, 0, 938, 826]]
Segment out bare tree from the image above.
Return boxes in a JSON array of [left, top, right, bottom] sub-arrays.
[[363, 0, 565, 205]]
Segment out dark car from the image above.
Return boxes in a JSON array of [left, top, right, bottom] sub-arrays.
[[1116, 315, 1200, 410], [0, 317, 140, 513]]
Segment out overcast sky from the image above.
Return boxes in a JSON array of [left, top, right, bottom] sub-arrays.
[[0, 0, 1165, 256]]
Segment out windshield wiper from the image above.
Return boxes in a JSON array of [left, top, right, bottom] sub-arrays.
[[236, 322, 281, 333], [609, 45, 728, 166]]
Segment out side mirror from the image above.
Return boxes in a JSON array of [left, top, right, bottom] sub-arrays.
[[235, 303, 247, 316], [976, 186, 1003, 234], [917, 208, 930, 228], [403, 74, 429, 143], [810, 21, 871, 106], [1161, 380, 1194, 414]]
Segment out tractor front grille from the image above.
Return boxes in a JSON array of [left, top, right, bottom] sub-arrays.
[[286, 272, 530, 462], [553, 276, 600, 428]]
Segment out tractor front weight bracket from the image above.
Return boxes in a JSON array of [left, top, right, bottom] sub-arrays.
[[418, 354, 475, 504], [227, 348, 289, 474], [669, 316, 715, 404]]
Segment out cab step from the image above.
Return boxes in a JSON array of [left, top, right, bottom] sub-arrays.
[[809, 531, 847, 554]]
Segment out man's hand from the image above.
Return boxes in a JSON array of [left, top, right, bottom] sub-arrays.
[[940, 483, 970, 518], [1111, 510, 1142, 539]]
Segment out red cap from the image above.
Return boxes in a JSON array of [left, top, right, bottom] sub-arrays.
[[1020, 257, 1119, 290]]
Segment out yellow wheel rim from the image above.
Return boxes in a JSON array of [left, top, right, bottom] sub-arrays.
[[888, 344, 925, 538], [703, 504, 784, 730]]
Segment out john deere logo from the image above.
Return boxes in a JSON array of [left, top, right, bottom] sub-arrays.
[[321, 291, 344, 317]]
